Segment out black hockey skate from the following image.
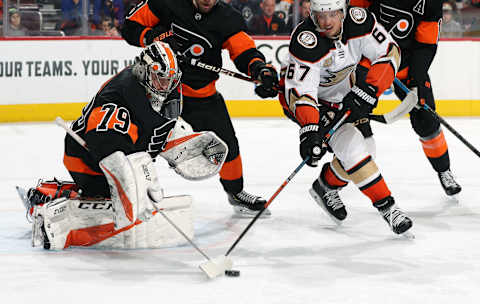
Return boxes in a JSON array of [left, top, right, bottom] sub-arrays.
[[309, 178, 347, 224], [374, 197, 413, 235], [227, 190, 271, 217], [438, 170, 462, 196]]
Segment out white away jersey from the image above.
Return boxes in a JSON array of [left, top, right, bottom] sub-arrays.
[[284, 7, 400, 107]]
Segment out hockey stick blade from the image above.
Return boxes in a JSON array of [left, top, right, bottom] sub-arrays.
[[369, 87, 418, 124], [199, 256, 233, 279]]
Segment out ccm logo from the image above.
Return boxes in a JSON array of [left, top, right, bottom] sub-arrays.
[[53, 206, 66, 215], [78, 202, 113, 210]]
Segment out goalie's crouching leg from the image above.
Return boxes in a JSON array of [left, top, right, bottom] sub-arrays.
[[31, 195, 194, 250]]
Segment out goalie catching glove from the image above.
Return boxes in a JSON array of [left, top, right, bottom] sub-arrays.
[[159, 117, 228, 180]]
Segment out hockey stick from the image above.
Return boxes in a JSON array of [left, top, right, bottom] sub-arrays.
[[368, 82, 418, 124], [393, 79, 480, 157], [178, 55, 267, 86], [55, 117, 232, 279], [180, 55, 414, 125], [223, 110, 351, 260]]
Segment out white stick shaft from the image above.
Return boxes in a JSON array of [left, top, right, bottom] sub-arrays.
[[55, 117, 89, 151]]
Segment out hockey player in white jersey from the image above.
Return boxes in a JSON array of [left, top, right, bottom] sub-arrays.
[[280, 0, 412, 234]]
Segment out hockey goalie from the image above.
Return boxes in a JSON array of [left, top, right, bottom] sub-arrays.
[[17, 41, 228, 250]]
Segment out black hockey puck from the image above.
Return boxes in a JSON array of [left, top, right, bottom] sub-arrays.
[[225, 270, 240, 277]]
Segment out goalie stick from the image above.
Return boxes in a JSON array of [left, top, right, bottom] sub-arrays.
[[393, 79, 480, 158], [54, 117, 232, 279], [179, 55, 415, 125]]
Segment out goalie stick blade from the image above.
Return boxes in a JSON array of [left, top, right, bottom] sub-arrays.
[[199, 256, 233, 279]]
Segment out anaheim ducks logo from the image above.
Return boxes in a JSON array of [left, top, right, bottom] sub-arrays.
[[297, 31, 317, 49], [319, 64, 356, 87], [349, 7, 367, 24]]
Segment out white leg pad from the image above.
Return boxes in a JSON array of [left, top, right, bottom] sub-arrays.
[[32, 195, 193, 250], [99, 151, 159, 229]]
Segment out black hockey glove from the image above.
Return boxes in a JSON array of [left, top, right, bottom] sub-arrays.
[[143, 25, 174, 47], [250, 61, 279, 98], [299, 124, 326, 167], [342, 83, 378, 123]]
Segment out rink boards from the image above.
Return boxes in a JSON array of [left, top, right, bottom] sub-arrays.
[[1, 37, 479, 122]]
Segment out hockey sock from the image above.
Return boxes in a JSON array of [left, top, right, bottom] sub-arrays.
[[420, 129, 450, 172], [345, 155, 392, 203], [321, 161, 348, 188], [220, 155, 243, 194]]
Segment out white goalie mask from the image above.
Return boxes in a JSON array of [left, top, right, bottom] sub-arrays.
[[310, 0, 347, 33], [135, 41, 182, 114]]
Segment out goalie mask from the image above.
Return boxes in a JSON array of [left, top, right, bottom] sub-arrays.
[[310, 0, 346, 38], [134, 41, 182, 115]]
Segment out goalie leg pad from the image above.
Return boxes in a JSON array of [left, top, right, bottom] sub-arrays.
[[100, 151, 160, 229], [31, 195, 193, 250], [32, 197, 115, 250], [160, 117, 228, 180]]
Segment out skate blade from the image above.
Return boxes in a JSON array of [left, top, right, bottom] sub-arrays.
[[16, 186, 30, 211], [447, 194, 460, 204], [400, 231, 415, 240], [309, 188, 343, 226], [232, 206, 271, 218]]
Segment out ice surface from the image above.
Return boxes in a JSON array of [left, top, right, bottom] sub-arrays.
[[1, 118, 479, 304]]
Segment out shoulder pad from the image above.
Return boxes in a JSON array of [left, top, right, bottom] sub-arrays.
[[290, 20, 332, 63], [343, 6, 375, 39]]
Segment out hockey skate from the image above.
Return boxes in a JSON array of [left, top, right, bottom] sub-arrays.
[[375, 197, 413, 236], [438, 169, 462, 197], [227, 190, 271, 217], [309, 178, 347, 225]]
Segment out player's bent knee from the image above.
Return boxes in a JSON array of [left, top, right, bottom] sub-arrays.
[[410, 110, 440, 137]]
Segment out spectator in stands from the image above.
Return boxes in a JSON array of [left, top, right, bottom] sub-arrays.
[[8, 8, 28, 36], [59, 0, 83, 35], [93, 0, 125, 29], [0, 0, 3, 26], [460, 0, 480, 36], [441, 2, 463, 38], [248, 0, 287, 35], [231, 0, 261, 26], [286, 0, 310, 33], [100, 16, 120, 36]]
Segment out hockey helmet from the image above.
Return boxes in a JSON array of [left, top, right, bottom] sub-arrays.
[[135, 41, 182, 114], [310, 0, 347, 32]]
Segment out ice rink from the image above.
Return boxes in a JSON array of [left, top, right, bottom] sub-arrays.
[[1, 117, 479, 304]]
